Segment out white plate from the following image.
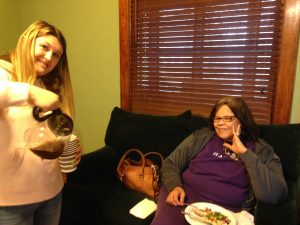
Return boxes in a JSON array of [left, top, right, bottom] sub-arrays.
[[184, 202, 236, 225]]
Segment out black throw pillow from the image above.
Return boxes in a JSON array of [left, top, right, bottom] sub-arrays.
[[104, 107, 192, 158]]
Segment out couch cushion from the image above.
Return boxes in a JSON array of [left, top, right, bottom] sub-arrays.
[[105, 107, 192, 158], [258, 123, 300, 183]]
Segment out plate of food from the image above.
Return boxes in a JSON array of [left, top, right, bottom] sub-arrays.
[[183, 202, 236, 225]]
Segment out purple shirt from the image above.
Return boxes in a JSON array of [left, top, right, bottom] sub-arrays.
[[182, 135, 254, 212]]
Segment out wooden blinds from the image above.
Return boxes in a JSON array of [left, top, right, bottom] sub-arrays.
[[130, 0, 283, 124]]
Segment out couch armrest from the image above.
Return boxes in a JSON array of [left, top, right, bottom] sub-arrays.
[[66, 145, 117, 184], [255, 181, 298, 225]]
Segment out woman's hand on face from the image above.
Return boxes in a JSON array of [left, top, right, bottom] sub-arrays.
[[166, 186, 185, 206], [223, 124, 247, 154], [29, 85, 60, 111]]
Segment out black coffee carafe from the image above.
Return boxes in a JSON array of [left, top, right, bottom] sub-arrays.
[[25, 107, 73, 159]]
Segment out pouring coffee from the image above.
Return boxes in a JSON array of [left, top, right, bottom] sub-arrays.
[[25, 107, 73, 159]]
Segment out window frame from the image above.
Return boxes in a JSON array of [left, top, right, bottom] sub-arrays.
[[119, 0, 300, 124]]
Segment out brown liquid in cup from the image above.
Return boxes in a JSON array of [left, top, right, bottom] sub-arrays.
[[30, 140, 65, 159]]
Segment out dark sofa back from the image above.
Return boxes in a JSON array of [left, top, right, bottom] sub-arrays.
[[105, 107, 193, 158]]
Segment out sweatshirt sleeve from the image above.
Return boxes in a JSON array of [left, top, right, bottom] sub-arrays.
[[239, 139, 288, 204], [161, 128, 213, 192], [0, 68, 30, 109], [161, 133, 195, 192]]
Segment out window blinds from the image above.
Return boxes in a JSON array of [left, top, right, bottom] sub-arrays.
[[130, 0, 283, 124]]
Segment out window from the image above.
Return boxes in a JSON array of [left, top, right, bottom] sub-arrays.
[[120, 0, 300, 124]]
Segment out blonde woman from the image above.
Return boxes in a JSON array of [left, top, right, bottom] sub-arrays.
[[0, 21, 81, 225]]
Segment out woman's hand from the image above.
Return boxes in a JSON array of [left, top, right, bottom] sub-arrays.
[[166, 186, 185, 206], [61, 137, 82, 183], [29, 85, 60, 111], [223, 124, 247, 154]]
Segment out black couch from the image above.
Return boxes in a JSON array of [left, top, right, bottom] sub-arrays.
[[59, 107, 300, 225]]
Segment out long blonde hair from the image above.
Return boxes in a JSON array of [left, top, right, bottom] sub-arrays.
[[10, 20, 74, 118]]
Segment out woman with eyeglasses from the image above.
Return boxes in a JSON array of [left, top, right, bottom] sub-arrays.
[[151, 96, 288, 225]]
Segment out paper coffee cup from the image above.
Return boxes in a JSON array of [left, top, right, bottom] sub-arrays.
[[59, 134, 78, 173]]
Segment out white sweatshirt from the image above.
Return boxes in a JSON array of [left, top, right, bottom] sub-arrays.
[[0, 64, 63, 206]]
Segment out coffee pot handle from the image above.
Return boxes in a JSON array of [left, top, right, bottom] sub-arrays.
[[33, 107, 62, 122]]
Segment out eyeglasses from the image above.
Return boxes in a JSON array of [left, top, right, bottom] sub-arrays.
[[213, 116, 236, 123]]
